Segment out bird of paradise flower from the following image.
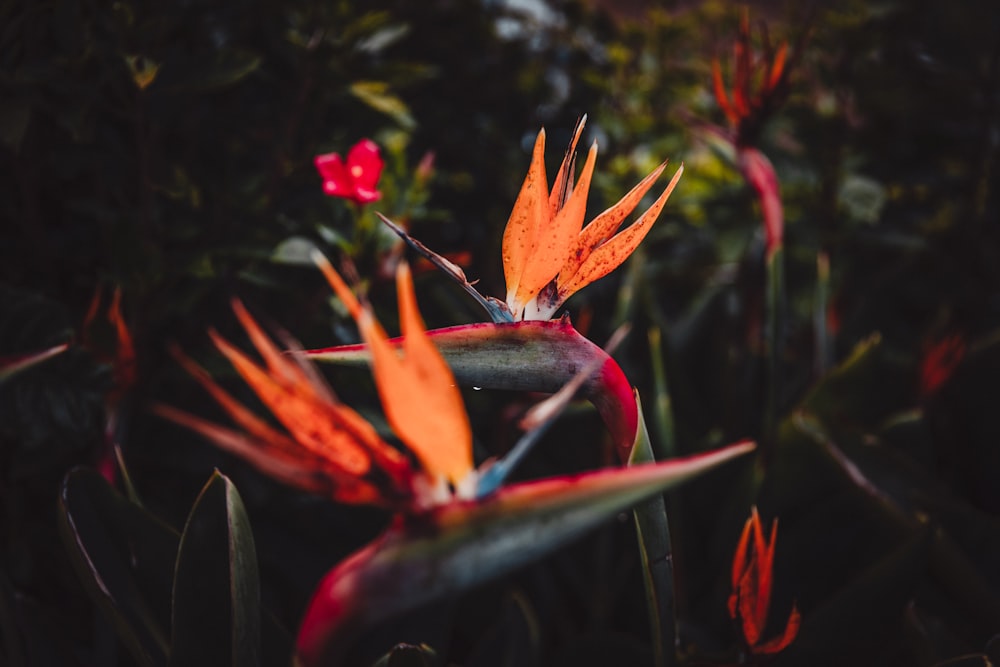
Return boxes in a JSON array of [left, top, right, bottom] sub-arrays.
[[156, 252, 753, 664], [380, 116, 682, 323]]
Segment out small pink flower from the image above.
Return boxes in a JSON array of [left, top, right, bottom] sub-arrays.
[[314, 139, 384, 204]]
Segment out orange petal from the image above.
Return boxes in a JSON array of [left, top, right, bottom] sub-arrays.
[[231, 300, 317, 394], [749, 507, 772, 631], [313, 250, 363, 320], [514, 141, 598, 316], [170, 343, 301, 454], [502, 129, 551, 318], [210, 329, 375, 476], [361, 263, 473, 485], [753, 604, 801, 655], [738, 554, 765, 646], [560, 161, 667, 281], [729, 519, 753, 619], [108, 288, 136, 384], [712, 59, 740, 126], [555, 164, 682, 308], [767, 42, 789, 93]]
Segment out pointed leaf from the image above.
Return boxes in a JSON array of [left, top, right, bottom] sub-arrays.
[[350, 81, 416, 129], [170, 472, 260, 667], [58, 468, 179, 667], [307, 319, 639, 459], [295, 441, 755, 665]]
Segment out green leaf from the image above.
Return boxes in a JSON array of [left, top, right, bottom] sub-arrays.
[[350, 81, 416, 129], [169, 471, 260, 667], [272, 236, 320, 266], [161, 51, 261, 93], [58, 468, 179, 667], [295, 440, 755, 665], [627, 392, 675, 667]]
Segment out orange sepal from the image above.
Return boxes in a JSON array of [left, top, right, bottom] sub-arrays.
[[555, 164, 683, 306], [209, 329, 376, 476], [767, 42, 789, 94], [728, 511, 754, 617], [360, 263, 474, 486], [712, 59, 740, 126], [515, 141, 598, 314], [502, 130, 551, 317]]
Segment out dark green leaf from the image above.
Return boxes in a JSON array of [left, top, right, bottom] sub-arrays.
[[169, 471, 260, 667], [57, 468, 178, 667]]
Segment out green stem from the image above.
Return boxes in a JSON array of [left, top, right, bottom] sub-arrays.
[[629, 394, 676, 667], [763, 245, 784, 461]]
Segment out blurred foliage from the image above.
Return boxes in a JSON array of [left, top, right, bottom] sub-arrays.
[[2, 0, 1000, 665]]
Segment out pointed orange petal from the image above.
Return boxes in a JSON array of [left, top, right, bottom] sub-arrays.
[[753, 604, 801, 655], [729, 513, 754, 618], [749, 507, 772, 628], [738, 552, 764, 646], [560, 161, 667, 282], [239, 295, 410, 474], [502, 129, 551, 318], [767, 42, 789, 93], [210, 330, 374, 476], [170, 343, 302, 454], [361, 263, 473, 485], [231, 299, 315, 393], [555, 164, 682, 308], [514, 141, 598, 316], [548, 116, 587, 215], [712, 59, 740, 126], [313, 250, 363, 320], [108, 287, 136, 388]]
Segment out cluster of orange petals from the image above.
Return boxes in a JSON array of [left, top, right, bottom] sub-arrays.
[[729, 507, 800, 655], [502, 119, 682, 321], [158, 258, 473, 510], [711, 9, 790, 136], [83, 287, 137, 404]]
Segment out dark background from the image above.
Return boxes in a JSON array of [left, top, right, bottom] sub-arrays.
[[2, 0, 1000, 664]]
